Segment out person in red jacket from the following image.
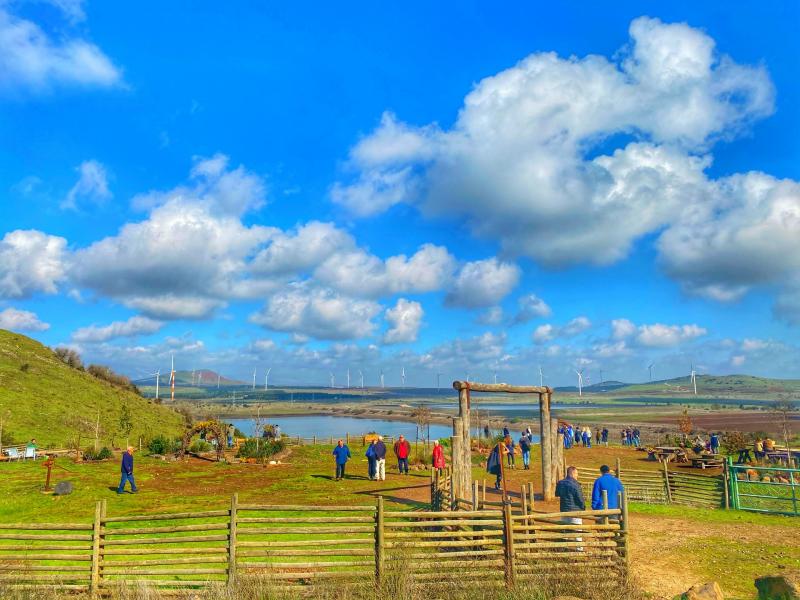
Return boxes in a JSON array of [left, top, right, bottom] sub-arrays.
[[394, 434, 411, 474], [432, 439, 445, 474]]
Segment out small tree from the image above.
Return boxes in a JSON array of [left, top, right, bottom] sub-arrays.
[[677, 409, 693, 445], [54, 347, 83, 370], [773, 396, 797, 453], [411, 406, 432, 451], [118, 405, 133, 448]]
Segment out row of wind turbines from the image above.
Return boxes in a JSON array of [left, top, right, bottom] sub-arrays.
[[571, 363, 699, 397]]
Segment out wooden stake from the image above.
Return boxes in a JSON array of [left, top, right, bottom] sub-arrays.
[[375, 496, 384, 583], [228, 493, 238, 586], [90, 501, 102, 597]]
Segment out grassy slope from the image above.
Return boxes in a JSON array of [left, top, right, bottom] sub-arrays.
[[617, 374, 800, 395], [0, 329, 184, 447]]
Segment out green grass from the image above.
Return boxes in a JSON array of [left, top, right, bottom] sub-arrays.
[[0, 329, 184, 447]]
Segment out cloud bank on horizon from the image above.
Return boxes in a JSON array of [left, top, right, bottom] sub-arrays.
[[1, 4, 798, 386]]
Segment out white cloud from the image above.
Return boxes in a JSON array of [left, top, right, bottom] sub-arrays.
[[332, 16, 786, 316], [250, 286, 381, 341], [512, 294, 552, 323], [0, 4, 121, 92], [741, 338, 768, 352], [445, 258, 520, 308], [71, 315, 164, 343], [0, 307, 49, 331], [61, 160, 112, 210], [532, 324, 555, 343], [0, 229, 66, 298], [383, 298, 423, 344], [250, 221, 355, 277], [593, 340, 630, 358], [477, 306, 504, 326], [533, 317, 591, 343], [636, 323, 707, 347], [611, 318, 637, 340], [731, 355, 746, 367]]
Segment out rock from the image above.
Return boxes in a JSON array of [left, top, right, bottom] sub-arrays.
[[53, 481, 73, 496], [755, 571, 800, 599], [680, 582, 724, 600]]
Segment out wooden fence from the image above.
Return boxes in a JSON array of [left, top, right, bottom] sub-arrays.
[[0, 495, 628, 595], [578, 462, 726, 509]]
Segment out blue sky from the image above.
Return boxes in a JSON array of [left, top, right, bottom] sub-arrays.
[[1, 1, 799, 387]]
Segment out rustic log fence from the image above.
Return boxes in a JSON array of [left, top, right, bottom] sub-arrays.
[[0, 494, 629, 595]]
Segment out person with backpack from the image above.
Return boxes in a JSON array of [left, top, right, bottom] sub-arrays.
[[365, 439, 377, 480], [394, 435, 411, 475], [332, 440, 351, 481], [518, 433, 531, 470]]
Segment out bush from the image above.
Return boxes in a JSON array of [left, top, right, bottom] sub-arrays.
[[54, 347, 83, 370], [87, 364, 140, 395], [147, 435, 180, 455], [237, 438, 285, 460], [189, 440, 213, 453], [19, 363, 29, 372], [83, 446, 113, 461]]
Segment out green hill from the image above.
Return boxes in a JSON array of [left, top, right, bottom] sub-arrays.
[[0, 329, 184, 448], [615, 374, 800, 395]]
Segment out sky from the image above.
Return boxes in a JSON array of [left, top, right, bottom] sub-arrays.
[[1, 1, 799, 388]]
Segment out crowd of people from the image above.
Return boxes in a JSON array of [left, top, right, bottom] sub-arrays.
[[332, 434, 446, 481]]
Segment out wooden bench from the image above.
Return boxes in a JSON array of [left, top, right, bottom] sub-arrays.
[[691, 456, 723, 469]]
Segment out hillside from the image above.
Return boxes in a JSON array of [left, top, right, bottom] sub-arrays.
[[0, 329, 185, 448], [614, 374, 800, 395]]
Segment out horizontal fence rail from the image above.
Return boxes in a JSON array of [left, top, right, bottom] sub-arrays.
[[0, 495, 629, 594]]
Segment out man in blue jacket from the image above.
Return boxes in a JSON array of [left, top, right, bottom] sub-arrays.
[[332, 439, 351, 481], [117, 446, 138, 494], [591, 465, 625, 510]]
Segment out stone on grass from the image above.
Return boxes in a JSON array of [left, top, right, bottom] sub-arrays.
[[53, 481, 74, 496], [755, 571, 800, 600]]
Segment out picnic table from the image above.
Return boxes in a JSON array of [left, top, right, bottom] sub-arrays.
[[690, 455, 723, 469], [654, 446, 689, 464]]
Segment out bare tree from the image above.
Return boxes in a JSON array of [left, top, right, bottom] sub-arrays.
[[410, 406, 433, 452], [677, 409, 693, 445], [774, 396, 797, 459]]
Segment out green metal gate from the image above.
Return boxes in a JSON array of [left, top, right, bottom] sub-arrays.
[[728, 457, 800, 516]]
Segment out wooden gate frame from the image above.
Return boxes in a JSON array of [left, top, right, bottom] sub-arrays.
[[450, 381, 563, 502]]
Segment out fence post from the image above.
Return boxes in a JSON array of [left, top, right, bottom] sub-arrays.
[[620, 489, 630, 574], [615, 457, 622, 480], [482, 479, 486, 504], [502, 501, 516, 589], [602, 490, 609, 525], [313, 435, 317, 445], [90, 500, 103, 597], [228, 493, 238, 586], [520, 484, 527, 515], [663, 460, 673, 504], [527, 482, 535, 512], [346, 432, 350, 445], [375, 496, 384, 585], [472, 480, 479, 510], [722, 460, 730, 510]]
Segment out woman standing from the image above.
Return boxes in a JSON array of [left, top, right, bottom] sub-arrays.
[[431, 440, 445, 474]]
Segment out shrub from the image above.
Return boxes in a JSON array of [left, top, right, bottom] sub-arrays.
[[147, 435, 180, 455], [237, 438, 285, 460], [83, 446, 113, 461], [19, 363, 29, 372], [189, 440, 213, 453], [87, 364, 140, 395], [54, 347, 83, 370]]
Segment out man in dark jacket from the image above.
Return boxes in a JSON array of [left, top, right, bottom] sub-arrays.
[[555, 466, 585, 550], [332, 440, 351, 481], [374, 436, 387, 481], [117, 447, 138, 494]]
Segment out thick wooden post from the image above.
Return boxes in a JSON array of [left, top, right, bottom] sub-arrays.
[[228, 493, 238, 586], [722, 461, 730, 510], [540, 392, 553, 500], [615, 457, 622, 480], [550, 418, 562, 487], [90, 500, 103, 597], [527, 482, 535, 511], [375, 496, 384, 584], [451, 417, 465, 506], [472, 480, 479, 510], [457, 387, 472, 508], [482, 479, 486, 504], [521, 484, 528, 515], [602, 489, 609, 525], [502, 501, 516, 588]]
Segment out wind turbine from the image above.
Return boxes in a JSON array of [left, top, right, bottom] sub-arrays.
[[599, 369, 603, 384], [347, 368, 351, 389], [217, 373, 220, 389], [436, 373, 442, 391], [380, 370, 385, 389], [648, 363, 655, 382], [690, 363, 697, 395], [191, 368, 195, 386], [252, 368, 256, 391], [329, 372, 335, 389], [493, 362, 498, 385], [539, 365, 544, 388], [264, 367, 271, 391], [401, 367, 406, 388], [358, 370, 364, 389], [147, 370, 160, 400], [575, 369, 584, 397], [169, 353, 176, 403]]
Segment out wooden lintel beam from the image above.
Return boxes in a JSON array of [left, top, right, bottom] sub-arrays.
[[451, 381, 551, 394]]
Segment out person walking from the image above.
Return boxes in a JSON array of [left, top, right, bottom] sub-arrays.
[[117, 446, 138, 494], [506, 437, 516, 469], [595, 429, 601, 446], [519, 433, 531, 470], [601, 428, 609, 447], [555, 466, 585, 550], [374, 435, 387, 480], [487, 441, 509, 490], [332, 440, 351, 481], [227, 423, 235, 447], [366, 439, 377, 480], [591, 465, 625, 510], [394, 435, 411, 475], [709, 433, 720, 455], [432, 439, 445, 474]]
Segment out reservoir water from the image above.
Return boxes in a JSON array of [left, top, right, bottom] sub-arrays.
[[230, 414, 540, 442]]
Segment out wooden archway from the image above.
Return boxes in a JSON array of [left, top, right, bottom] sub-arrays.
[[450, 381, 563, 502], [180, 420, 227, 461]]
